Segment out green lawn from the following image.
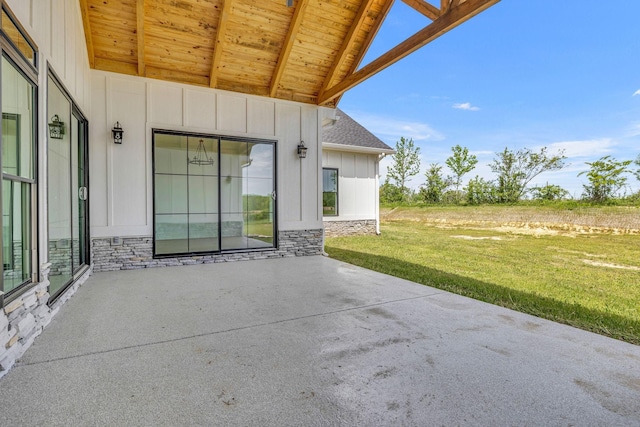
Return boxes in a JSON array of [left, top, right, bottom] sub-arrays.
[[325, 214, 640, 344]]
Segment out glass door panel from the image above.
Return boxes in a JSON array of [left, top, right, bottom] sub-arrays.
[[47, 76, 72, 296], [154, 133, 219, 255], [47, 77, 89, 299], [221, 140, 275, 251], [153, 132, 275, 256]]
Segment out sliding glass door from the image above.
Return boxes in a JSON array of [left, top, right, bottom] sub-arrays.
[[153, 131, 276, 256], [47, 75, 89, 299]]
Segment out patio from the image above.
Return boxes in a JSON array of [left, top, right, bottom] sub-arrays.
[[1, 256, 639, 426]]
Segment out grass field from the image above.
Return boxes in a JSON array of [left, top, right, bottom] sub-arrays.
[[325, 205, 640, 344]]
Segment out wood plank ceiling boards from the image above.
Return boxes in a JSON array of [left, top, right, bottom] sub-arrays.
[[79, 0, 500, 107]]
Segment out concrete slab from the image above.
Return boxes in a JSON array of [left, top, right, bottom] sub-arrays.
[[1, 256, 639, 426]]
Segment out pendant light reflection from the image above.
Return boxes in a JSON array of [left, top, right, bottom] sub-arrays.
[[188, 139, 215, 166]]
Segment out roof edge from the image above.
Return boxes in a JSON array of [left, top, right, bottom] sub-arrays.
[[322, 142, 395, 155]]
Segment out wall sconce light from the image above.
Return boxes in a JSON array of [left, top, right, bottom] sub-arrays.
[[297, 140, 308, 159], [48, 115, 65, 139], [112, 122, 124, 144]]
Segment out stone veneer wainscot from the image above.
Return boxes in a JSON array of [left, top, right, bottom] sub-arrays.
[[91, 229, 324, 272], [323, 220, 377, 237]]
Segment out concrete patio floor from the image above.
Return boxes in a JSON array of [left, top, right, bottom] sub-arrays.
[[1, 256, 639, 426]]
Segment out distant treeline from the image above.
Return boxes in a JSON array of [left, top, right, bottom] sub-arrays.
[[381, 137, 640, 205]]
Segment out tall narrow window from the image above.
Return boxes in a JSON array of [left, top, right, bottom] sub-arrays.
[[153, 130, 276, 257], [323, 168, 338, 216], [1, 56, 36, 294]]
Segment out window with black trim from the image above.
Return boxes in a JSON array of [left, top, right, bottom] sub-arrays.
[[1, 5, 38, 299], [322, 168, 338, 216], [153, 130, 277, 257]]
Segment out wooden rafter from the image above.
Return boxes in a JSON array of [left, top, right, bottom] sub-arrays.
[[319, 0, 500, 105], [79, 0, 95, 68], [209, 0, 233, 88], [269, 0, 310, 98], [325, 0, 394, 107], [136, 0, 145, 76], [402, 0, 441, 21], [441, 0, 451, 14], [319, 0, 379, 97]]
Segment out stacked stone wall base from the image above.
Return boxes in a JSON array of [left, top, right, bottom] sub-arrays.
[[91, 229, 324, 272], [323, 220, 377, 237]]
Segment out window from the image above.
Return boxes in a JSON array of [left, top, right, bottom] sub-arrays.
[[1, 7, 36, 69], [323, 168, 338, 216], [1, 56, 36, 295], [153, 130, 276, 257]]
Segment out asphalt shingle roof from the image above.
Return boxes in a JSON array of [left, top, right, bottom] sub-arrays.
[[323, 109, 393, 152]]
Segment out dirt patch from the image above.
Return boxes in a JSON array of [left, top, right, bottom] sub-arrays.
[[382, 206, 640, 234], [582, 260, 640, 271], [451, 235, 503, 241]]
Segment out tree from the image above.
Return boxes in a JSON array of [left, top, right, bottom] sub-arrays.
[[578, 155, 633, 202], [379, 177, 404, 204], [634, 154, 640, 182], [490, 147, 566, 203], [445, 145, 478, 193], [419, 163, 450, 203], [530, 184, 569, 201], [465, 175, 497, 205], [386, 137, 421, 202]]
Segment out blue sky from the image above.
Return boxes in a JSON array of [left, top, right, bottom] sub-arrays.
[[338, 1, 640, 198]]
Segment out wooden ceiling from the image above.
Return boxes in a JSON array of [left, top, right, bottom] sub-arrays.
[[80, 0, 499, 107]]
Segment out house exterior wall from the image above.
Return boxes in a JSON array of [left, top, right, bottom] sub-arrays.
[[1, 0, 92, 377], [322, 149, 379, 236], [88, 72, 326, 267]]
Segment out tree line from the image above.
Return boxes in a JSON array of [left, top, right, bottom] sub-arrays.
[[381, 137, 640, 204]]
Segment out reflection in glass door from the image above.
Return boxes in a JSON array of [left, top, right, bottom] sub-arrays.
[[153, 131, 276, 256], [47, 75, 89, 299]]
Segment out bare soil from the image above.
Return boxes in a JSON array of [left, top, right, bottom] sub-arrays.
[[381, 206, 640, 235]]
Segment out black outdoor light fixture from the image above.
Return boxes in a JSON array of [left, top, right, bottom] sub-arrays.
[[48, 115, 65, 139], [112, 121, 124, 144], [297, 140, 308, 159]]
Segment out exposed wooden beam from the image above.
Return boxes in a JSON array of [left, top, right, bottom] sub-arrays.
[[402, 0, 441, 21], [269, 0, 310, 98], [451, 0, 462, 6], [319, 0, 500, 105], [79, 0, 95, 68], [136, 0, 145, 76], [441, 0, 451, 14], [210, 0, 233, 88], [319, 0, 378, 95], [325, 0, 394, 107]]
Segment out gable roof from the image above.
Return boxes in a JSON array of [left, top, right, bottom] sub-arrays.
[[323, 108, 394, 154], [79, 0, 500, 106]]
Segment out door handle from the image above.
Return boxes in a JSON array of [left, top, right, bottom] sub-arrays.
[[78, 187, 88, 201]]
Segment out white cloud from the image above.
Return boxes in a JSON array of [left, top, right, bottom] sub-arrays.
[[627, 122, 640, 137], [633, 89, 640, 96], [349, 113, 445, 142], [453, 102, 480, 111], [543, 138, 616, 158]]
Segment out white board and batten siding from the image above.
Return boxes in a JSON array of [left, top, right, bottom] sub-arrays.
[[322, 150, 379, 221], [90, 71, 326, 239], [5, 0, 92, 263]]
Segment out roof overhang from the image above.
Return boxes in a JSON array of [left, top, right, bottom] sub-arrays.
[[323, 142, 396, 155], [80, 0, 500, 107]]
